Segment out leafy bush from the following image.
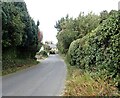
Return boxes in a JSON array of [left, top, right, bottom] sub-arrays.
[[39, 50, 48, 57], [67, 10, 120, 87]]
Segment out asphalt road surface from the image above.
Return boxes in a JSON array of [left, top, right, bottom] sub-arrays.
[[0, 76, 2, 97], [2, 54, 67, 96]]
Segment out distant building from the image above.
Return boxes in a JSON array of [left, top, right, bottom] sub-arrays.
[[48, 44, 56, 49], [47, 43, 58, 54]]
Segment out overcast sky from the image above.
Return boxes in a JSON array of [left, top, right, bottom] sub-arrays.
[[24, 0, 119, 44]]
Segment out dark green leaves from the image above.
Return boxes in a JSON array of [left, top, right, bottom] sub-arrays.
[[67, 10, 120, 87], [2, 2, 43, 71]]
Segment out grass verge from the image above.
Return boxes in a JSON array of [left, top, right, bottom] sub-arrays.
[[62, 56, 120, 96], [2, 59, 39, 76]]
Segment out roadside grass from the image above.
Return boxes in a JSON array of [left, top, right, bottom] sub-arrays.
[[63, 57, 120, 96], [2, 52, 50, 76], [58, 53, 66, 60], [2, 59, 39, 76]]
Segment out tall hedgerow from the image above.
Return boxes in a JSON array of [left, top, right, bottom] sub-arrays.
[[67, 10, 120, 87]]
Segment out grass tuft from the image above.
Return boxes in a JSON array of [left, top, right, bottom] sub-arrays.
[[63, 59, 120, 96]]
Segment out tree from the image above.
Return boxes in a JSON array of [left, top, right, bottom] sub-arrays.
[[55, 13, 100, 54], [2, 1, 43, 71]]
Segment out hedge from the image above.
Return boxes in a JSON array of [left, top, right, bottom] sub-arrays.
[[67, 10, 120, 87]]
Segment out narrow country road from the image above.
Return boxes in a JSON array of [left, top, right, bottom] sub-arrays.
[[2, 54, 67, 96]]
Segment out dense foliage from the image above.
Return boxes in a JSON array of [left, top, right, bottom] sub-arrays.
[[68, 11, 120, 87], [2, 2, 43, 70], [55, 13, 100, 54], [55, 10, 120, 89]]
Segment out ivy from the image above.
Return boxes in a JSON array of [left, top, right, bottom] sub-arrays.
[[67, 10, 120, 87]]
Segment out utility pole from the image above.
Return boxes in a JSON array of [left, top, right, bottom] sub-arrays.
[[118, 1, 120, 10]]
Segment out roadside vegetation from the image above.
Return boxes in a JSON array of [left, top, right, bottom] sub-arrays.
[[64, 60, 119, 96], [36, 50, 48, 60], [2, 2, 43, 75], [2, 59, 39, 76], [55, 10, 120, 96]]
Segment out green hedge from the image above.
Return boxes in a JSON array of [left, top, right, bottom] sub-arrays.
[[67, 10, 120, 87]]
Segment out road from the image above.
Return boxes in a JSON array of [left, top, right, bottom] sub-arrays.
[[0, 76, 1, 97], [2, 54, 67, 96]]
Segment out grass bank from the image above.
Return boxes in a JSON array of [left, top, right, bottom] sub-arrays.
[[2, 59, 39, 76], [62, 55, 120, 96]]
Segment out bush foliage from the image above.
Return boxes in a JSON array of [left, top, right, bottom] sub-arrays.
[[39, 50, 48, 57], [55, 10, 120, 90], [55, 13, 100, 54], [67, 10, 120, 87]]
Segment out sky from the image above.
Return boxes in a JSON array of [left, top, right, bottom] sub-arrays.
[[24, 0, 119, 44]]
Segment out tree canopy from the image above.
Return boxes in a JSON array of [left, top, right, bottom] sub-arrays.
[[55, 12, 100, 54], [2, 2, 43, 70]]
